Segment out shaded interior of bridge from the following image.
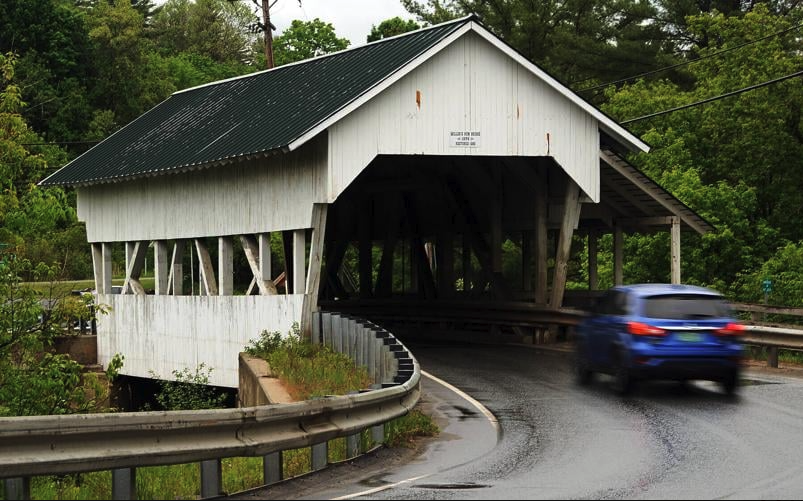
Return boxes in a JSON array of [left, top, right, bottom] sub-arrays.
[[317, 153, 663, 343]]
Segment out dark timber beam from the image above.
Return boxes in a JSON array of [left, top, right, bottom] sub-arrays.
[[358, 197, 373, 298], [549, 179, 582, 309]]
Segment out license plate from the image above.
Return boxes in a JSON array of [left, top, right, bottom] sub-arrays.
[[676, 332, 702, 342]]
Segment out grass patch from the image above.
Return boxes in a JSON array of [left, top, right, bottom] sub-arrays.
[[745, 345, 803, 365], [385, 409, 440, 448], [244, 327, 373, 399], [21, 278, 155, 296]]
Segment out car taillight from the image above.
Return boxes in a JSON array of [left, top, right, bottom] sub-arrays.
[[715, 322, 745, 336], [627, 322, 666, 336]]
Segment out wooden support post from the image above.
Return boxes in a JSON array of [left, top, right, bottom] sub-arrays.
[[125, 242, 135, 275], [522, 231, 534, 294], [121, 241, 147, 295], [588, 230, 599, 291], [549, 180, 582, 309], [258, 233, 271, 284], [534, 179, 548, 305], [194, 239, 218, 296], [293, 229, 306, 294], [169, 241, 185, 295], [375, 200, 399, 297], [218, 237, 233, 295], [359, 199, 373, 298], [240, 235, 278, 295], [323, 239, 348, 299], [462, 235, 471, 294], [491, 169, 503, 274], [302, 205, 328, 338], [282, 231, 294, 293], [614, 226, 624, 286], [412, 237, 437, 299], [91, 243, 113, 294], [670, 216, 681, 284], [437, 233, 454, 298], [154, 241, 169, 295]]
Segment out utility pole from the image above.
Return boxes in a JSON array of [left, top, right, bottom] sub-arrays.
[[230, 0, 282, 69], [261, 0, 275, 69]]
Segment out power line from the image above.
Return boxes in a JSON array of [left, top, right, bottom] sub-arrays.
[[576, 22, 803, 93], [621, 69, 803, 124]]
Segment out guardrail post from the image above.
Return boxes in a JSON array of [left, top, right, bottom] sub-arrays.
[[112, 468, 136, 500], [321, 312, 333, 349], [365, 327, 375, 381], [200, 459, 223, 498], [263, 451, 283, 485], [346, 391, 362, 458], [370, 383, 385, 445], [312, 311, 321, 345], [311, 441, 328, 471], [333, 314, 344, 354], [4, 478, 30, 500], [767, 347, 779, 368]]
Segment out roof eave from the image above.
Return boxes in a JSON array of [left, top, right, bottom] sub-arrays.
[[40, 146, 289, 189]]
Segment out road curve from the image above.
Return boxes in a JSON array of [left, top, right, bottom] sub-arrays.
[[233, 342, 803, 500]]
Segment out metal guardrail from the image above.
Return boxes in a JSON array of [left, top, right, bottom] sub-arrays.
[[0, 312, 420, 500], [321, 299, 586, 326]]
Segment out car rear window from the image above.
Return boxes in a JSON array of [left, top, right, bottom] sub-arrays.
[[641, 294, 731, 320]]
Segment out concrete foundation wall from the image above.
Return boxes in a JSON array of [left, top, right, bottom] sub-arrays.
[[96, 294, 304, 388]]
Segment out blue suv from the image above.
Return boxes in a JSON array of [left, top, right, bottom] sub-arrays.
[[575, 284, 744, 395]]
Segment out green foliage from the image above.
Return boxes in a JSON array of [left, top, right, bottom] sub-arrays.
[[273, 19, 350, 66], [402, 0, 668, 86], [735, 242, 803, 307], [245, 323, 372, 400], [148, 363, 228, 411], [367, 16, 421, 43], [385, 409, 439, 448], [0, 253, 116, 416], [150, 0, 258, 64], [598, 6, 802, 298]]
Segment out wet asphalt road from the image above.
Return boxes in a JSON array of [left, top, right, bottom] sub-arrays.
[[233, 342, 803, 500]]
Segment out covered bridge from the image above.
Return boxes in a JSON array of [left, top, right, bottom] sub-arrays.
[[41, 15, 712, 387]]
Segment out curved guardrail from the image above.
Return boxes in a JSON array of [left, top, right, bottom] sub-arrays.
[[0, 312, 420, 500]]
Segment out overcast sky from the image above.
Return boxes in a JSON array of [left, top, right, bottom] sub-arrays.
[[269, 0, 417, 47]]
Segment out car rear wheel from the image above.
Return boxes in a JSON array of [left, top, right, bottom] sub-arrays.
[[612, 352, 633, 395], [721, 370, 739, 396], [575, 350, 593, 386]]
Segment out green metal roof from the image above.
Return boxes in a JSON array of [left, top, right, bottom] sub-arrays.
[[40, 17, 470, 187]]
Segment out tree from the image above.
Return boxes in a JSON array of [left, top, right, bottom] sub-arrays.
[[401, 0, 670, 87], [150, 0, 258, 65], [0, 52, 92, 279], [0, 0, 94, 144], [367, 16, 421, 43], [272, 18, 350, 66], [0, 253, 118, 416], [601, 5, 802, 298]]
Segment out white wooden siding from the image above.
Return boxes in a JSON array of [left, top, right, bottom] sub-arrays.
[[78, 135, 328, 243], [328, 31, 600, 202], [96, 294, 304, 388]]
